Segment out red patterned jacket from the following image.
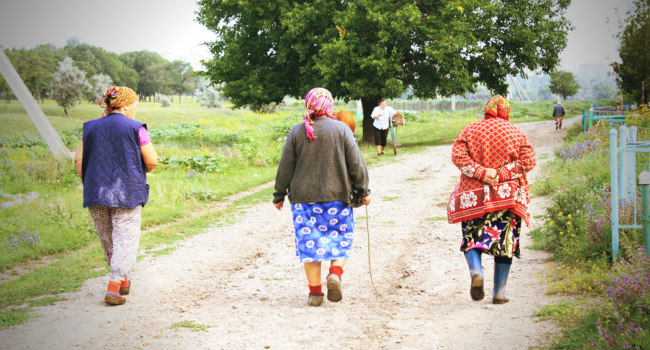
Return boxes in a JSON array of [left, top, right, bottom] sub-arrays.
[[447, 117, 536, 226]]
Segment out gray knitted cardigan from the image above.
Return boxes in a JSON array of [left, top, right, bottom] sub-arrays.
[[273, 117, 370, 205]]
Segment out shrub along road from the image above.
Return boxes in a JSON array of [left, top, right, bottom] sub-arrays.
[[0, 117, 580, 349]]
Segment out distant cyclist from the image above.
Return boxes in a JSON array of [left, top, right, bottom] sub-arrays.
[[553, 101, 565, 130]]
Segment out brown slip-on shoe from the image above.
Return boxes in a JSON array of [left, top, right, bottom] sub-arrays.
[[326, 274, 342, 302], [308, 293, 324, 306], [104, 293, 126, 305]]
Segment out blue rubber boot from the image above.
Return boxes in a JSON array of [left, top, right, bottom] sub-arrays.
[[464, 249, 484, 301], [493, 262, 511, 304]]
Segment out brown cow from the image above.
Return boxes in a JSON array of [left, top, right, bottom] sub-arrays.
[[333, 110, 355, 134]]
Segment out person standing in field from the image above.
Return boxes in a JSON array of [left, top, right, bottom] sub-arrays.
[[273, 87, 371, 306], [74, 86, 158, 305], [447, 95, 536, 304], [371, 98, 397, 155], [553, 101, 565, 130]]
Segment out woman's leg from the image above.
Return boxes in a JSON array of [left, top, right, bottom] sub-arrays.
[[464, 249, 484, 301], [330, 258, 346, 268], [326, 259, 345, 302], [374, 127, 382, 154], [88, 205, 113, 266], [380, 128, 388, 153], [303, 262, 322, 286], [493, 256, 512, 304], [109, 206, 142, 281]]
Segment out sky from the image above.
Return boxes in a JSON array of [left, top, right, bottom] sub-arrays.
[[0, 0, 637, 73]]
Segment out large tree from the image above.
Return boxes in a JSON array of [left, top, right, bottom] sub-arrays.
[[549, 70, 580, 100], [169, 60, 196, 104], [197, 0, 572, 142], [612, 0, 649, 105]]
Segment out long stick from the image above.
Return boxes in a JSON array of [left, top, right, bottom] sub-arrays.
[[366, 205, 381, 297]]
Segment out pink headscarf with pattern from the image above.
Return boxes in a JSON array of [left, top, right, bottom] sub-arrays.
[[304, 87, 335, 142]]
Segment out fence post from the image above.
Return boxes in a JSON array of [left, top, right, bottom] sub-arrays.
[[641, 171, 650, 256], [610, 128, 620, 259], [620, 126, 637, 203]]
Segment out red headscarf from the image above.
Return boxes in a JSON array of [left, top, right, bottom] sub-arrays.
[[484, 95, 511, 120]]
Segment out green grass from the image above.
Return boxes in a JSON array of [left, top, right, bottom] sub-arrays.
[[172, 320, 214, 332], [0, 307, 31, 329], [0, 98, 605, 328], [28, 296, 66, 307]]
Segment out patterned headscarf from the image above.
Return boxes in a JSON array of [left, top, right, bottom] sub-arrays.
[[484, 95, 511, 120], [97, 86, 139, 117], [304, 87, 335, 142]]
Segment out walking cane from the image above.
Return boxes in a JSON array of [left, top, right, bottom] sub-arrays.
[[365, 204, 382, 298]]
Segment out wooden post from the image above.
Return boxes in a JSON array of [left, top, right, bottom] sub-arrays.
[[0, 49, 70, 158]]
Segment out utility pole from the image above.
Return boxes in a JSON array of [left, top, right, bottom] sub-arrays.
[[0, 49, 71, 159]]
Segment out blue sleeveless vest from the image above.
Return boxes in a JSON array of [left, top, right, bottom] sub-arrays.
[[82, 113, 149, 208]]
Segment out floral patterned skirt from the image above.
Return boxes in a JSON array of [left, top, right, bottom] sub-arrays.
[[291, 201, 354, 262], [460, 209, 521, 259]]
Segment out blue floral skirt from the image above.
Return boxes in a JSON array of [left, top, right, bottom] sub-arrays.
[[291, 201, 354, 262]]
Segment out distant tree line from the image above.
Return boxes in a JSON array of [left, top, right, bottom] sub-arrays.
[[0, 38, 197, 105]]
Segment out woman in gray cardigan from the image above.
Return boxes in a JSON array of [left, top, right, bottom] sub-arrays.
[[273, 88, 371, 306]]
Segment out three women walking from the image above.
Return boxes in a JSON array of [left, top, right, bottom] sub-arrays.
[[74, 86, 158, 305], [447, 95, 536, 304], [273, 87, 371, 306]]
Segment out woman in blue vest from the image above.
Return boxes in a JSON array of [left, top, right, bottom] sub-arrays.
[[74, 86, 158, 305]]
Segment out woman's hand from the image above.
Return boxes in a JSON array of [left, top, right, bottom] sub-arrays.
[[483, 168, 499, 186], [274, 201, 284, 210]]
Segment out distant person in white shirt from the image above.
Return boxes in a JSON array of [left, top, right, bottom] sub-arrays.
[[371, 98, 397, 155]]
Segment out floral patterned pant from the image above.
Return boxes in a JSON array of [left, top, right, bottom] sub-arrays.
[[88, 205, 142, 281]]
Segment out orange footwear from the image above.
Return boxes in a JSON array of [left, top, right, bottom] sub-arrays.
[[105, 280, 126, 305], [119, 276, 131, 295]]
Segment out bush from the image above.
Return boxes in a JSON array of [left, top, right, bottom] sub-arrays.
[[155, 93, 171, 107]]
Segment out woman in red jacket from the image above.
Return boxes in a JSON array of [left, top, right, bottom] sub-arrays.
[[447, 95, 536, 304]]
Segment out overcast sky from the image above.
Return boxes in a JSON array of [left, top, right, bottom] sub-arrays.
[[0, 0, 636, 73]]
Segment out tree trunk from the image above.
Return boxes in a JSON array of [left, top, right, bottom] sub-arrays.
[[64, 107, 69, 117], [179, 93, 182, 104], [361, 97, 381, 144]]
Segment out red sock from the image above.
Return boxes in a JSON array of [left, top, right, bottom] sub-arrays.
[[329, 266, 343, 278], [120, 276, 129, 288], [107, 280, 121, 297], [309, 285, 323, 295]]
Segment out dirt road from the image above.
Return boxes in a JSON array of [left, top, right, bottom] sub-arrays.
[[0, 117, 578, 350]]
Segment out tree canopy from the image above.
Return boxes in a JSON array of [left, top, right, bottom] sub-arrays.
[[612, 0, 649, 105], [549, 70, 580, 100], [1, 39, 196, 104], [197, 0, 572, 141]]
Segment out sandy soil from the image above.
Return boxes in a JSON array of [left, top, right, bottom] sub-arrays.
[[0, 117, 579, 350]]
